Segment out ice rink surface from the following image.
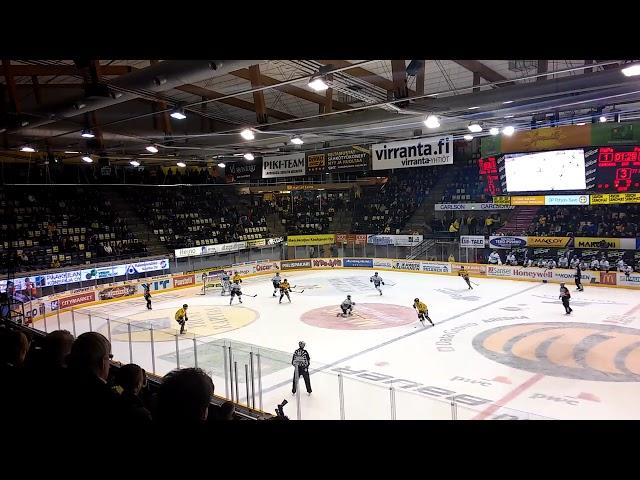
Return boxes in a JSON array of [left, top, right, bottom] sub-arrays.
[[38, 269, 640, 420]]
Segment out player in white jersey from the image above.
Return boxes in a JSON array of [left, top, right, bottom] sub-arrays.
[[506, 252, 517, 266], [338, 295, 355, 317], [617, 258, 626, 272], [369, 272, 385, 295], [558, 256, 568, 268], [488, 251, 501, 264], [599, 258, 610, 271], [272, 272, 282, 297], [570, 257, 580, 269], [221, 271, 231, 295], [623, 264, 633, 279], [545, 259, 557, 270], [229, 280, 242, 305], [590, 258, 600, 270]]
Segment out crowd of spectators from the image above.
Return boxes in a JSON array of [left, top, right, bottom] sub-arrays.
[[440, 162, 489, 203], [273, 191, 350, 234], [526, 205, 640, 237], [430, 213, 503, 236], [0, 325, 241, 436], [1, 187, 147, 274]]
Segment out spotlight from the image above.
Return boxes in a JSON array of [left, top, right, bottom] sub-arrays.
[[82, 156, 93, 163], [463, 134, 473, 141], [170, 109, 187, 120], [64, 151, 80, 154], [176, 162, 186, 168], [599, 115, 607, 123], [20, 146, 36, 152], [308, 78, 329, 92], [576, 122, 586, 126], [130, 160, 140, 167], [502, 126, 515, 136], [468, 123, 482, 133], [291, 136, 304, 145], [146, 145, 159, 153], [218, 162, 226, 168], [244, 153, 255, 161], [489, 127, 500, 136], [424, 115, 440, 129], [621, 64, 640, 77], [81, 129, 95, 138], [467, 106, 479, 110], [240, 129, 255, 140], [503, 100, 514, 105]]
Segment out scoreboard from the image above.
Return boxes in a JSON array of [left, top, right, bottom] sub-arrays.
[[586, 146, 640, 192]]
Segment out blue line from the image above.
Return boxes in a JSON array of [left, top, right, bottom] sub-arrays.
[[261, 282, 544, 395]]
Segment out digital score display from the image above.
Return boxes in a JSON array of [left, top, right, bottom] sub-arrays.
[[594, 146, 640, 192], [478, 156, 503, 196]]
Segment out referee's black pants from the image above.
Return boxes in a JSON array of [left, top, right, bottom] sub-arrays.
[[292, 366, 312, 394]]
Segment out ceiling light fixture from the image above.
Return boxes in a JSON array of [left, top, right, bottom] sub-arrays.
[[468, 122, 482, 133], [489, 127, 500, 136], [170, 109, 187, 120], [599, 115, 607, 123], [244, 153, 255, 161], [308, 78, 329, 92], [64, 151, 80, 154], [146, 145, 159, 153], [621, 64, 640, 77], [424, 115, 441, 129], [463, 134, 473, 141], [291, 136, 304, 145], [240, 129, 255, 140], [504, 115, 515, 119], [502, 100, 514, 105], [502, 126, 515, 136], [20, 146, 36, 152], [82, 156, 93, 163], [576, 122, 586, 126], [176, 162, 186, 168], [130, 160, 140, 167], [81, 129, 95, 138], [218, 162, 226, 168], [467, 106, 479, 110]]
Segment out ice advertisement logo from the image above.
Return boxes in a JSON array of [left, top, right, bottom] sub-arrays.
[[473, 322, 640, 381]]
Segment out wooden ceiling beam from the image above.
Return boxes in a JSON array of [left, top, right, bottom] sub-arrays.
[[316, 59, 400, 93], [2, 59, 21, 113], [248, 64, 268, 124], [452, 60, 514, 86]]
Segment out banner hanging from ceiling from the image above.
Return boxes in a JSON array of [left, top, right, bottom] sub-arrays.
[[371, 135, 453, 170], [306, 145, 370, 174], [262, 153, 306, 178]]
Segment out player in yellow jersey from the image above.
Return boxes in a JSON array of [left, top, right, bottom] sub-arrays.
[[279, 279, 291, 304], [413, 298, 434, 327], [175, 304, 188, 334], [232, 272, 242, 284], [458, 266, 473, 289]]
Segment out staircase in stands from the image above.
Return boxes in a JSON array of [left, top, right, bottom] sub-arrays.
[[495, 207, 540, 235], [110, 193, 169, 256]]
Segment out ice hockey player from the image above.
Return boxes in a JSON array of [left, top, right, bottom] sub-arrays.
[[623, 264, 633, 280], [525, 258, 534, 267], [599, 257, 610, 271], [272, 272, 282, 297], [579, 259, 588, 271], [413, 298, 434, 327], [506, 251, 517, 266], [221, 271, 231, 296], [617, 258, 627, 272], [230, 280, 243, 305], [175, 304, 188, 334], [232, 271, 243, 284], [279, 278, 291, 304], [559, 283, 572, 314], [570, 256, 580, 269], [558, 255, 569, 269], [536, 258, 546, 268], [370, 272, 385, 295], [545, 258, 557, 270], [458, 266, 473, 289], [142, 283, 152, 310], [575, 265, 584, 292], [590, 258, 600, 271], [338, 295, 355, 317], [488, 251, 501, 265]]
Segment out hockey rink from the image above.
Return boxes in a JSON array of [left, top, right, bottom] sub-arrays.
[[36, 270, 640, 420]]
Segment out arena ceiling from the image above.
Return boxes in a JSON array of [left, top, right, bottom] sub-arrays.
[[1, 59, 638, 166]]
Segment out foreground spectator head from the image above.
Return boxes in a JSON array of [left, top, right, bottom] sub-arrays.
[[42, 330, 74, 368], [0, 330, 30, 367], [157, 368, 214, 425], [67, 332, 112, 381], [115, 363, 144, 395], [219, 401, 235, 420]]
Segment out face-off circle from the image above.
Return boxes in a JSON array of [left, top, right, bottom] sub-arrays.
[[301, 303, 416, 330], [101, 306, 258, 342]]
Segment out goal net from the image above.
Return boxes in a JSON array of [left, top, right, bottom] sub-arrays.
[[201, 273, 226, 295]]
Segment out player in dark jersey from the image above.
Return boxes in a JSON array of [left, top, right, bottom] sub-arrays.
[[559, 283, 572, 314], [142, 283, 152, 310], [574, 265, 584, 292]]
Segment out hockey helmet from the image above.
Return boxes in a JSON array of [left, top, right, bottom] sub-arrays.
[[560, 283, 565, 286], [374, 272, 379, 275], [183, 304, 188, 308], [275, 272, 280, 275], [347, 295, 351, 299], [414, 298, 419, 303], [299, 341, 305, 348]]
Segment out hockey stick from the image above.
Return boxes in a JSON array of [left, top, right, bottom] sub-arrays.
[[290, 289, 305, 294], [470, 280, 479, 286], [244, 294, 258, 298], [384, 281, 396, 286]]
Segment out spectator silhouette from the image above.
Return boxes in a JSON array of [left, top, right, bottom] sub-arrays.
[[114, 363, 153, 427], [155, 368, 214, 429]]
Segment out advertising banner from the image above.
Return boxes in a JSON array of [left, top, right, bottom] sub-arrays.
[[392, 260, 421, 271], [175, 242, 247, 258], [452, 263, 487, 275], [544, 195, 590, 206], [137, 276, 171, 293], [434, 203, 514, 211], [599, 271, 618, 286], [373, 258, 393, 269], [225, 159, 262, 181], [460, 236, 485, 248], [231, 261, 258, 276], [510, 196, 546, 206], [311, 258, 343, 268], [617, 272, 640, 288], [343, 258, 374, 268], [492, 196, 512, 205], [371, 135, 453, 170], [280, 259, 312, 270], [287, 234, 336, 246], [501, 124, 591, 154], [574, 237, 620, 249], [267, 237, 284, 245], [420, 262, 452, 273], [336, 234, 368, 245], [173, 274, 195, 288], [526, 237, 573, 248], [591, 193, 640, 204], [486, 265, 516, 278], [255, 261, 280, 274], [552, 269, 598, 284], [50, 291, 96, 311], [306, 145, 370, 174], [367, 234, 423, 246], [246, 239, 266, 248], [98, 285, 138, 301], [262, 153, 306, 178], [489, 236, 528, 249]]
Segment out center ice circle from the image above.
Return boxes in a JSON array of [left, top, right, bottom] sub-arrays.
[[301, 303, 416, 330]]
